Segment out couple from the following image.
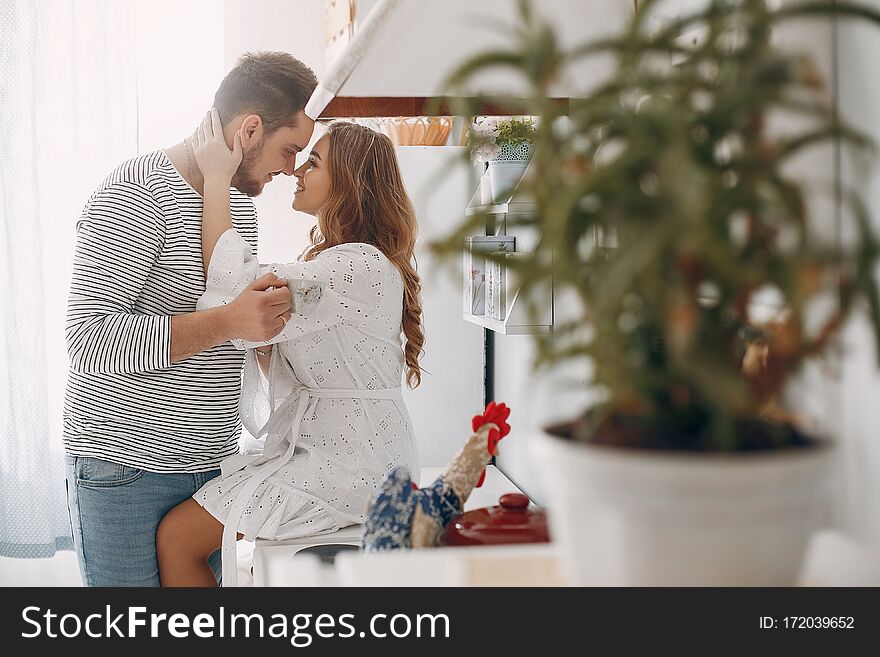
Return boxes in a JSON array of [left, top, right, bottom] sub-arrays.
[[63, 52, 423, 586]]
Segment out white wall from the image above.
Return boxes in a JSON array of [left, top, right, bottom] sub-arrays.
[[835, 15, 880, 548], [135, 0, 226, 153], [395, 147, 486, 467], [223, 0, 328, 262], [493, 291, 598, 504]]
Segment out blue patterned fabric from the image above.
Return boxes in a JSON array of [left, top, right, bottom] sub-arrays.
[[416, 477, 462, 532], [361, 467, 463, 552], [361, 467, 418, 551]]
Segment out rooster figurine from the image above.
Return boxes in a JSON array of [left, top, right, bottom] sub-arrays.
[[361, 401, 511, 551]]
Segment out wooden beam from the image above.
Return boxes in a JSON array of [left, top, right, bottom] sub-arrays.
[[319, 96, 570, 118]]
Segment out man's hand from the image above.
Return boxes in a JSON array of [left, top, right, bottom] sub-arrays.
[[224, 273, 293, 342]]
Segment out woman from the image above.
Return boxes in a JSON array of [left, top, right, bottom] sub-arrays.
[[157, 110, 424, 586]]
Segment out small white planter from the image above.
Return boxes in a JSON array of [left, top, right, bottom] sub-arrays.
[[486, 142, 533, 204], [531, 427, 833, 586], [487, 161, 528, 203]]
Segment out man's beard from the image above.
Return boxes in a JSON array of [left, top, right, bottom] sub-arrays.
[[231, 138, 265, 197]]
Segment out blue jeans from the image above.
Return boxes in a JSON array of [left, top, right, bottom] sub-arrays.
[[64, 454, 223, 586]]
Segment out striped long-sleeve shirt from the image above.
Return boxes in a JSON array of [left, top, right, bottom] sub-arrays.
[[63, 150, 258, 472]]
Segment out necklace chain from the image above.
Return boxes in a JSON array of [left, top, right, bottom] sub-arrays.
[[183, 138, 195, 188]]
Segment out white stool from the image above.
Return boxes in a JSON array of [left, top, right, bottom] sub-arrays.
[[252, 523, 364, 586]]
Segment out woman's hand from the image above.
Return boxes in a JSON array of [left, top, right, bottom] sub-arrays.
[[190, 107, 242, 185], [194, 107, 241, 277]]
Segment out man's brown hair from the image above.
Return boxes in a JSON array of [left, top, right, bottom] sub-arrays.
[[213, 51, 317, 133]]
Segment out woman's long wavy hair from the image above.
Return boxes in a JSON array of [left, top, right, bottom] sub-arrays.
[[302, 121, 424, 388]]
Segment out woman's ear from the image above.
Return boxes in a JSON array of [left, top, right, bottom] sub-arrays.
[[238, 114, 263, 147]]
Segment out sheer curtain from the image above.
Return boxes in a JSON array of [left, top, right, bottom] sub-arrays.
[[0, 0, 138, 560]]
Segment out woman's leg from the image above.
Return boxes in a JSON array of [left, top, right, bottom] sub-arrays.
[[156, 498, 242, 587]]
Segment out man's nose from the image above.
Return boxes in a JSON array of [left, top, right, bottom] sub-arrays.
[[281, 153, 298, 176]]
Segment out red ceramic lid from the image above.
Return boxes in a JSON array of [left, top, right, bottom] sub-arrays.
[[439, 493, 550, 546]]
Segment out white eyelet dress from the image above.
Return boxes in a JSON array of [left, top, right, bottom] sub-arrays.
[[194, 229, 420, 586]]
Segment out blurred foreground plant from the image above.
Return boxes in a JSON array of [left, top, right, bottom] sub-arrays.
[[433, 0, 880, 450]]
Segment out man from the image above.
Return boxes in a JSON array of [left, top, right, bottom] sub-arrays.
[[63, 52, 317, 586]]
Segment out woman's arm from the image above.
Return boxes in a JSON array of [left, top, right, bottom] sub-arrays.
[[191, 108, 242, 277], [201, 177, 234, 278]]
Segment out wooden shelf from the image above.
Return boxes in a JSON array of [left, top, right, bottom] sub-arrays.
[[318, 96, 570, 119]]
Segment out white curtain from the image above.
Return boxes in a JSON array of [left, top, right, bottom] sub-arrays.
[[0, 0, 138, 558]]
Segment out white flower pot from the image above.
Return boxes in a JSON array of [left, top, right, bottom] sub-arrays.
[[487, 160, 529, 204], [486, 143, 533, 204], [530, 427, 833, 586]]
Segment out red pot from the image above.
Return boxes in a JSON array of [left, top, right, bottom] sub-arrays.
[[439, 493, 550, 546]]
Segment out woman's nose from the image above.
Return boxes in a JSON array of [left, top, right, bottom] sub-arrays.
[[292, 161, 308, 178]]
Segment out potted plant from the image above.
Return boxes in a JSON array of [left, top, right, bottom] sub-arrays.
[[470, 115, 537, 203], [433, 0, 880, 584]]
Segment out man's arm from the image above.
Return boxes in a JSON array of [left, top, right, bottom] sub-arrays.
[[170, 273, 291, 363], [170, 306, 234, 363], [66, 182, 290, 374], [66, 182, 173, 374]]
